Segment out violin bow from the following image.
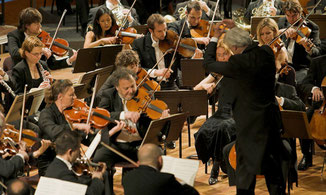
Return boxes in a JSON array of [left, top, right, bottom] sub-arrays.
[[49, 9, 68, 50], [101, 142, 138, 167], [115, 0, 137, 37], [18, 85, 28, 142], [86, 75, 99, 126], [206, 0, 220, 38], [268, 0, 322, 46]]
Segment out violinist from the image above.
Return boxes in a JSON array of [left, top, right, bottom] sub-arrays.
[[256, 17, 296, 87], [88, 0, 140, 29], [37, 79, 91, 176], [10, 36, 52, 95], [7, 7, 77, 70], [132, 14, 179, 90], [169, 1, 210, 48], [84, 7, 119, 48], [278, 0, 321, 85], [45, 131, 107, 195]]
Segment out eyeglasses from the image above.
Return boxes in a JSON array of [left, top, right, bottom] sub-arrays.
[[29, 52, 43, 57]]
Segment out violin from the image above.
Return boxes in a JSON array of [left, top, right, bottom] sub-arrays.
[[64, 99, 136, 133], [159, 30, 197, 58], [269, 38, 284, 56], [126, 88, 168, 120], [136, 68, 161, 92], [1, 124, 39, 148], [293, 24, 315, 50], [190, 20, 214, 38], [72, 158, 104, 176], [38, 30, 73, 57]]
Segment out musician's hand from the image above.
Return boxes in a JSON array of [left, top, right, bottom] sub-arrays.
[[193, 37, 210, 46], [101, 37, 118, 45], [42, 48, 52, 59], [73, 123, 92, 134], [112, 120, 125, 134], [198, 1, 209, 13], [122, 9, 134, 23], [298, 37, 314, 52], [69, 49, 78, 63], [154, 68, 171, 79], [161, 109, 170, 119], [192, 48, 203, 59], [124, 111, 140, 123], [39, 81, 50, 89], [222, 19, 236, 29], [312, 87, 324, 102], [0, 68, 5, 77], [91, 162, 106, 180], [18, 142, 29, 161], [213, 23, 224, 38], [270, 6, 277, 16], [136, 34, 144, 39], [275, 96, 282, 105], [284, 28, 296, 39], [33, 139, 52, 158], [203, 83, 216, 94]]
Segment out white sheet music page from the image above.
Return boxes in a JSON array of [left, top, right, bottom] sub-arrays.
[[161, 155, 199, 186], [35, 177, 87, 195]]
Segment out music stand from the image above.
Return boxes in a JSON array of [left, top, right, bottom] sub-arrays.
[[140, 113, 187, 156], [75, 66, 114, 99], [281, 110, 312, 139], [98, 44, 123, 68], [5, 88, 45, 123], [132, 25, 148, 35], [180, 59, 206, 88]]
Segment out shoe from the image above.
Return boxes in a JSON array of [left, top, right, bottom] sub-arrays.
[[298, 156, 312, 171], [208, 160, 219, 185], [166, 141, 176, 149]]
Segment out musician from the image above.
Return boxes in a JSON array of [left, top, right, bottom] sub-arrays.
[[45, 131, 106, 195], [169, 1, 210, 47], [256, 17, 296, 87], [38, 79, 91, 176], [88, 0, 140, 29], [173, 0, 221, 21], [7, 7, 77, 70], [132, 14, 179, 90], [123, 143, 199, 195], [299, 54, 326, 170], [6, 179, 32, 195], [84, 7, 119, 48], [244, 0, 284, 24], [278, 0, 321, 85], [204, 23, 285, 193]]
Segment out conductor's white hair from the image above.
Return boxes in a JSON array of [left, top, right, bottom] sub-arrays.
[[224, 27, 252, 48]]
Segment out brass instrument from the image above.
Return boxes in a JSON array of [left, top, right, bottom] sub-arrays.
[[233, 8, 251, 32], [178, 0, 203, 19], [111, 2, 127, 27], [252, 0, 275, 17]]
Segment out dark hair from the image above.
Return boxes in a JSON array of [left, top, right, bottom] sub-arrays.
[[18, 7, 42, 31], [186, 1, 201, 13], [55, 131, 81, 155], [44, 79, 73, 104], [109, 68, 136, 87], [147, 14, 165, 31], [115, 49, 140, 68], [7, 179, 31, 195], [93, 7, 117, 39], [282, 0, 303, 14]]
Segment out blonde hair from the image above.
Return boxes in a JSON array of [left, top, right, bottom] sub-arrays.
[[256, 18, 279, 45], [21, 36, 44, 59]]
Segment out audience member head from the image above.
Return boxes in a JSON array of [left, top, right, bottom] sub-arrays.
[[147, 14, 167, 42], [186, 1, 202, 27], [138, 144, 163, 170], [6, 179, 31, 195], [44, 79, 75, 111], [282, 0, 303, 25], [256, 18, 279, 45], [55, 131, 81, 163], [115, 49, 140, 73], [93, 7, 116, 38], [18, 7, 42, 34], [110, 69, 137, 101], [224, 27, 252, 54], [21, 36, 44, 62]]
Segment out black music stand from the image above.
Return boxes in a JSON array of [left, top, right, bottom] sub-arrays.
[[154, 90, 208, 156], [133, 25, 149, 35], [180, 59, 206, 88], [140, 113, 187, 157], [281, 110, 312, 139], [75, 66, 114, 99], [5, 88, 45, 123], [73, 45, 123, 73]]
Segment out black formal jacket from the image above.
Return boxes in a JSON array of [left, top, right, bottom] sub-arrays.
[[98, 87, 151, 142], [11, 59, 49, 94], [132, 33, 179, 89], [278, 17, 321, 70], [45, 157, 104, 195], [0, 156, 24, 193], [244, 0, 283, 23], [123, 165, 199, 195], [7, 29, 69, 70], [87, 4, 140, 28], [275, 82, 305, 111], [301, 54, 326, 96], [204, 41, 283, 175], [173, 0, 221, 21]]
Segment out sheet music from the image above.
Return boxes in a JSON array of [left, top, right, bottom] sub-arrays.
[[161, 156, 199, 186], [85, 131, 101, 159], [35, 177, 87, 195]]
